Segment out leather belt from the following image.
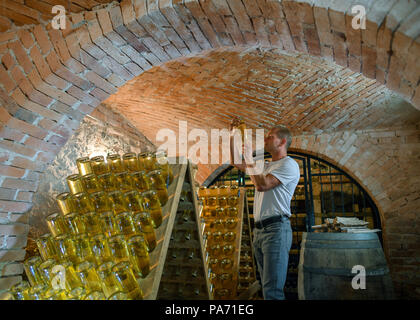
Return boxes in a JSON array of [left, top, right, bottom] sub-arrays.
[[254, 215, 289, 229]]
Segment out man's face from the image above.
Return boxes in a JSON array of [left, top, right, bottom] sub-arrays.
[[264, 129, 283, 152]]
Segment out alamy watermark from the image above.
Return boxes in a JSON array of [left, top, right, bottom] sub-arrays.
[[51, 264, 66, 290], [351, 265, 366, 290], [155, 121, 265, 175], [50, 4, 366, 31], [351, 5, 367, 30], [51, 5, 66, 30]]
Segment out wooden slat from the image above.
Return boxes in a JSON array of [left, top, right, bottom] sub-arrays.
[[189, 161, 213, 299], [233, 188, 245, 295]]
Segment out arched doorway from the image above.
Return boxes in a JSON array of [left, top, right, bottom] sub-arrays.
[[204, 151, 382, 299]]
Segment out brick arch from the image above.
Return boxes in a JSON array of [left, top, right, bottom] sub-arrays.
[[0, 0, 420, 296]]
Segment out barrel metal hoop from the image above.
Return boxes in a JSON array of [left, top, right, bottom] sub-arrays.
[[304, 241, 380, 249], [301, 265, 390, 277], [306, 233, 379, 241]]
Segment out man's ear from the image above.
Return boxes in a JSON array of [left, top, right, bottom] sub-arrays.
[[280, 137, 287, 147]]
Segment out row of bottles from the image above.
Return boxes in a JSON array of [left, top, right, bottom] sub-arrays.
[[237, 212, 256, 296], [8, 151, 174, 300], [158, 179, 209, 300], [198, 185, 241, 300]]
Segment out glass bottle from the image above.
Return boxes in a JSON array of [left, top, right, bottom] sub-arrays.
[[130, 171, 150, 193], [132, 211, 157, 252], [208, 185, 219, 197], [208, 258, 219, 274], [56, 192, 76, 215], [71, 192, 95, 214], [108, 235, 130, 264], [97, 261, 121, 299], [61, 212, 85, 235], [68, 287, 86, 300], [97, 172, 117, 193], [107, 153, 123, 173], [45, 213, 66, 237], [30, 284, 48, 300], [220, 258, 233, 270], [108, 190, 128, 215], [23, 256, 44, 286], [114, 171, 133, 193], [61, 261, 83, 291], [218, 196, 228, 208], [122, 152, 141, 172], [227, 195, 239, 207], [230, 185, 239, 196], [115, 211, 137, 238], [227, 206, 238, 217], [75, 261, 102, 293], [223, 231, 235, 243], [38, 258, 56, 286], [207, 196, 218, 207], [54, 234, 78, 264], [112, 261, 143, 300], [141, 190, 162, 228], [146, 170, 168, 206], [82, 173, 101, 194], [66, 174, 85, 195], [211, 231, 223, 244], [99, 211, 118, 238], [36, 233, 59, 262], [89, 191, 111, 213], [90, 155, 109, 175], [127, 235, 150, 278], [123, 190, 145, 212], [90, 234, 112, 266], [146, 170, 166, 190], [155, 150, 173, 184], [219, 185, 230, 196], [222, 244, 234, 256], [76, 157, 93, 176], [138, 152, 156, 172], [81, 211, 102, 236], [73, 233, 96, 265], [9, 281, 31, 300], [198, 186, 208, 198], [225, 218, 238, 230], [216, 207, 225, 218], [44, 288, 68, 300]]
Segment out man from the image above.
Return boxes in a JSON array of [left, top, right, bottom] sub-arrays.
[[230, 121, 300, 300]]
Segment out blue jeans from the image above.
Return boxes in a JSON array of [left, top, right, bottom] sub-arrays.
[[252, 217, 292, 300]]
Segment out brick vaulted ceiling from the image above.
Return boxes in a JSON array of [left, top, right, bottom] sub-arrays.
[[104, 46, 420, 138]]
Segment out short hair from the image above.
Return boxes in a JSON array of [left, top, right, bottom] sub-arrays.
[[273, 126, 292, 150]]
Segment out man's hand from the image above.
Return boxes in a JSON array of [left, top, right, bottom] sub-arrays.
[[229, 117, 241, 132]]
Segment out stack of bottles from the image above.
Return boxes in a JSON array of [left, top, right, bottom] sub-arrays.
[[237, 226, 256, 294], [198, 185, 240, 299], [8, 151, 174, 300]]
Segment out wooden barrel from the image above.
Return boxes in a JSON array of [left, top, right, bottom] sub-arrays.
[[298, 232, 395, 300]]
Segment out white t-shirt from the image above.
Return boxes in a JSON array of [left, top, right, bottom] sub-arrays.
[[253, 156, 300, 222]]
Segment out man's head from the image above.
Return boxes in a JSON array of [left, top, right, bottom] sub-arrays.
[[264, 125, 292, 154]]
